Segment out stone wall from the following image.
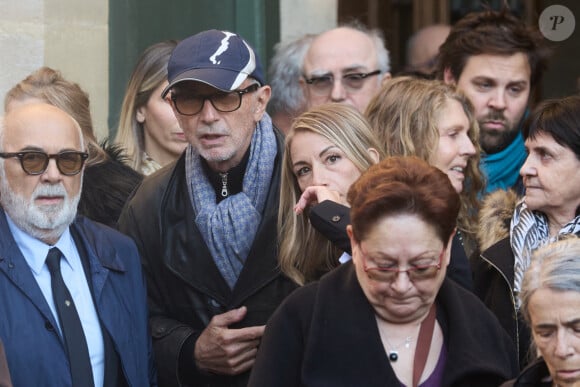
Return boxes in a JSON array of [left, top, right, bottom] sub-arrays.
[[0, 0, 108, 139]]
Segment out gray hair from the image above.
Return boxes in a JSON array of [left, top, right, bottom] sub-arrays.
[[268, 34, 316, 116], [520, 236, 580, 323]]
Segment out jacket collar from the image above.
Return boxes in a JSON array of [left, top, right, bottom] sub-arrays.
[[0, 208, 125, 313], [157, 130, 284, 305]]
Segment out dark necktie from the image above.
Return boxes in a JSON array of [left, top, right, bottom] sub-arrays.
[[45, 247, 95, 387]]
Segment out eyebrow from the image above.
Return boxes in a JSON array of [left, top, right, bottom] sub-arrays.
[[535, 318, 580, 330], [291, 145, 339, 169], [307, 66, 370, 78], [318, 145, 339, 158], [507, 80, 529, 87]]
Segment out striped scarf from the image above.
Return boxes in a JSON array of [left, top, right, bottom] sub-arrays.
[[510, 199, 580, 307]]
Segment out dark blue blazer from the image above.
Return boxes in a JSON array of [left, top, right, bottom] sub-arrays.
[[0, 209, 156, 386]]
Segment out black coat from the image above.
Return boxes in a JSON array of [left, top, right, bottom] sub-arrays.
[[473, 237, 532, 370], [249, 261, 518, 387], [118, 131, 297, 387], [500, 358, 552, 387], [309, 200, 474, 291], [80, 142, 143, 228]]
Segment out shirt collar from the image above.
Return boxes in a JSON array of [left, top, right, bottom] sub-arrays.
[[5, 214, 78, 275]]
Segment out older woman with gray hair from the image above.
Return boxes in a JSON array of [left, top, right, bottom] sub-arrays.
[[502, 236, 580, 386], [474, 94, 580, 369]]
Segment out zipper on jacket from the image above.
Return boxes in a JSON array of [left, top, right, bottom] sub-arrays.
[[219, 172, 228, 198]]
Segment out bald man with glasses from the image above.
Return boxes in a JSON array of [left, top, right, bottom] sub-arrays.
[[0, 103, 156, 386], [300, 23, 392, 113]]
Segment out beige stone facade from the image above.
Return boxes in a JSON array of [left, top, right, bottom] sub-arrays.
[[0, 0, 334, 139], [0, 0, 108, 139]]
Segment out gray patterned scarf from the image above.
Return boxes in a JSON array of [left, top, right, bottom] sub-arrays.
[[511, 198, 580, 307], [185, 114, 277, 288]]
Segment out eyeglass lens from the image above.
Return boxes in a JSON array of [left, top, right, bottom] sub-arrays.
[[172, 84, 259, 116], [305, 71, 380, 96], [21, 152, 86, 175]]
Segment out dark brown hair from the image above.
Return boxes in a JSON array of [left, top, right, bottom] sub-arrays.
[[437, 8, 550, 89], [348, 156, 459, 245], [523, 94, 580, 160]]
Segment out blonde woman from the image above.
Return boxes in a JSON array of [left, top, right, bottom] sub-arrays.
[[366, 76, 483, 255], [278, 103, 383, 285], [115, 40, 188, 175], [305, 76, 484, 290]]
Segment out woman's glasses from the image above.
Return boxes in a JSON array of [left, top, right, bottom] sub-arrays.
[[360, 245, 444, 282]]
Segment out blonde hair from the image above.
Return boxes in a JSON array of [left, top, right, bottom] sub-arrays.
[[279, 103, 385, 285], [4, 67, 106, 166], [365, 76, 484, 245], [114, 40, 177, 171]]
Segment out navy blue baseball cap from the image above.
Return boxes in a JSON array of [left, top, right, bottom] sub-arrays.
[[162, 29, 265, 97]]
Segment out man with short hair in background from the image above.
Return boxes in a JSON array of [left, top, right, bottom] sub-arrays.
[[438, 8, 551, 194], [300, 23, 392, 113]]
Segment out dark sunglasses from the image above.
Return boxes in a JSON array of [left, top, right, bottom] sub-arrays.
[[0, 151, 88, 176]]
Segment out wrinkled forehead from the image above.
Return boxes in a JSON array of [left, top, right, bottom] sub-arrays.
[[303, 29, 378, 74], [3, 104, 82, 151]]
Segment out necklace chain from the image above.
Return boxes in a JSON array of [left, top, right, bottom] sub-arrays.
[[384, 335, 413, 362], [385, 335, 413, 351]]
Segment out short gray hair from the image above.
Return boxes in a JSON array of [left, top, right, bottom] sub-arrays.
[[520, 236, 580, 323], [268, 34, 316, 115]]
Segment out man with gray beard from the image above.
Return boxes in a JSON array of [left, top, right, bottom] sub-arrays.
[[0, 103, 156, 386]]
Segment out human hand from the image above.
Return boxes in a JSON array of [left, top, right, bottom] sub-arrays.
[[294, 186, 343, 215], [194, 306, 265, 375]]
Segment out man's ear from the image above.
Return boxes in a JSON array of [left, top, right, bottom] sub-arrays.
[[380, 72, 392, 87], [253, 85, 271, 120], [443, 67, 456, 86]]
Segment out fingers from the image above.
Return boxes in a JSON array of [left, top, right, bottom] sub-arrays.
[[294, 187, 319, 214], [209, 306, 247, 327], [215, 339, 261, 375], [194, 307, 266, 376], [294, 186, 343, 214]]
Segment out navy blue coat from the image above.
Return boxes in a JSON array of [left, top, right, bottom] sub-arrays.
[[0, 209, 156, 386]]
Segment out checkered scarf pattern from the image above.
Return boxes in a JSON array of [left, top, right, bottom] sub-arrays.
[[185, 114, 276, 288], [511, 198, 580, 307]]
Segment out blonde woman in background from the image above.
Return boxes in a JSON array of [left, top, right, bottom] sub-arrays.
[[304, 76, 484, 291], [278, 103, 383, 285], [115, 40, 188, 175], [365, 76, 483, 257]]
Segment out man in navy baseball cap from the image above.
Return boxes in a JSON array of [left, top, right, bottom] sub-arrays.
[[162, 29, 265, 96], [119, 29, 296, 387]]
